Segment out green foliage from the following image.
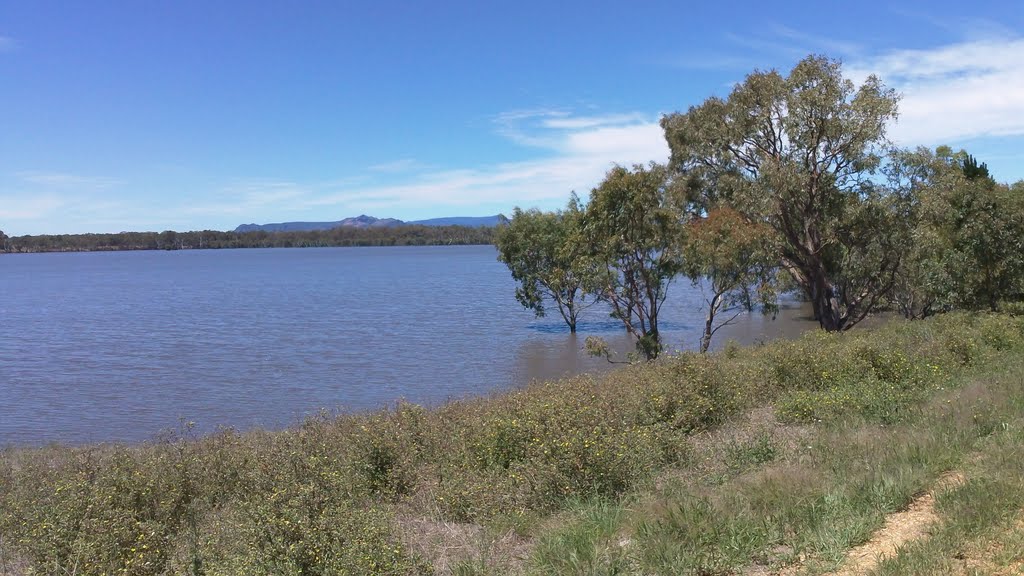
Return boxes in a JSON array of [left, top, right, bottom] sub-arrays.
[[529, 498, 630, 575], [581, 163, 682, 359], [724, 431, 778, 473], [347, 405, 427, 498], [204, 490, 421, 575], [768, 333, 941, 424], [949, 182, 1024, 311], [663, 55, 904, 332], [495, 197, 597, 332], [0, 425, 429, 576], [889, 147, 1024, 316], [683, 207, 779, 352], [961, 153, 992, 182]]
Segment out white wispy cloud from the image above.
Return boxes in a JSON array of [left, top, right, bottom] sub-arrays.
[[0, 171, 131, 232], [304, 110, 669, 213], [0, 35, 14, 53], [223, 109, 670, 219], [17, 171, 122, 189], [183, 179, 313, 217], [847, 37, 1024, 145], [769, 24, 863, 57], [541, 113, 648, 130]]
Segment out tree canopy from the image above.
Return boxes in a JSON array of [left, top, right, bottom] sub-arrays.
[[495, 196, 597, 332], [662, 55, 903, 332], [581, 163, 682, 359], [888, 146, 1024, 316], [682, 207, 778, 352]]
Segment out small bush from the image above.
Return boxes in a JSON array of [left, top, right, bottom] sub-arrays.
[[348, 404, 427, 498], [724, 431, 778, 473], [186, 498, 427, 575]]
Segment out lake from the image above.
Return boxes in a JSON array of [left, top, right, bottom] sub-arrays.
[[0, 246, 816, 445]]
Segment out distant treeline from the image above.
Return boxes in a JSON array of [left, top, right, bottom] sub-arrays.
[[0, 224, 497, 253]]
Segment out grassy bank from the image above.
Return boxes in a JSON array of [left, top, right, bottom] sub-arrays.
[[2, 312, 1024, 575]]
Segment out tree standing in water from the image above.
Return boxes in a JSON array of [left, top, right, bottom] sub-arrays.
[[663, 55, 903, 331]]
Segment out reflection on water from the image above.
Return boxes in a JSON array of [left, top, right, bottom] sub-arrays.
[[712, 300, 819, 348], [513, 300, 820, 385]]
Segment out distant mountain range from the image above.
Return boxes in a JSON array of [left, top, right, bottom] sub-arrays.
[[234, 214, 509, 233]]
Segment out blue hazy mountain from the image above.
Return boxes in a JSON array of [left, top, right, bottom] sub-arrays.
[[234, 214, 508, 233]]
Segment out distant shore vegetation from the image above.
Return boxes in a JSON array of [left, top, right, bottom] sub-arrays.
[[0, 224, 497, 253]]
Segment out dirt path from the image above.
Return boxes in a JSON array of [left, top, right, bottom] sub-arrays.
[[830, 471, 966, 575]]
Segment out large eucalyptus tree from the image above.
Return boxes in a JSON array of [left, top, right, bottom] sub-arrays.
[[662, 55, 904, 331]]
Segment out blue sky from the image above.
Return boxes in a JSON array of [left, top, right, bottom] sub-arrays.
[[2, 1, 1023, 235]]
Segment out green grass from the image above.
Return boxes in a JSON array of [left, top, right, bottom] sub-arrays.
[[525, 323, 1024, 575], [871, 373, 1024, 576], [2, 312, 1023, 575], [529, 498, 631, 575]]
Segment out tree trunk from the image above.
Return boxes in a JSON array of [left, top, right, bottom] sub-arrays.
[[807, 266, 844, 332], [700, 315, 713, 354], [700, 292, 723, 354]]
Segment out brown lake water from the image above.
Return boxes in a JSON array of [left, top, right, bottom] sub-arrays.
[[0, 245, 816, 445]]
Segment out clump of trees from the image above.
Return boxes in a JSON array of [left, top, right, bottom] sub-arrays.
[[887, 147, 1024, 317], [663, 55, 905, 332], [497, 55, 1024, 359]]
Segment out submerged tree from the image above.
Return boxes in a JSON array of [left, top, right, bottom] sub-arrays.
[[662, 55, 903, 331], [495, 196, 597, 332], [582, 163, 683, 360], [683, 207, 778, 353]]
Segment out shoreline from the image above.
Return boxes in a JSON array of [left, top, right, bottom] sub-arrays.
[[1, 298, 822, 449], [3, 312, 1022, 574]]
